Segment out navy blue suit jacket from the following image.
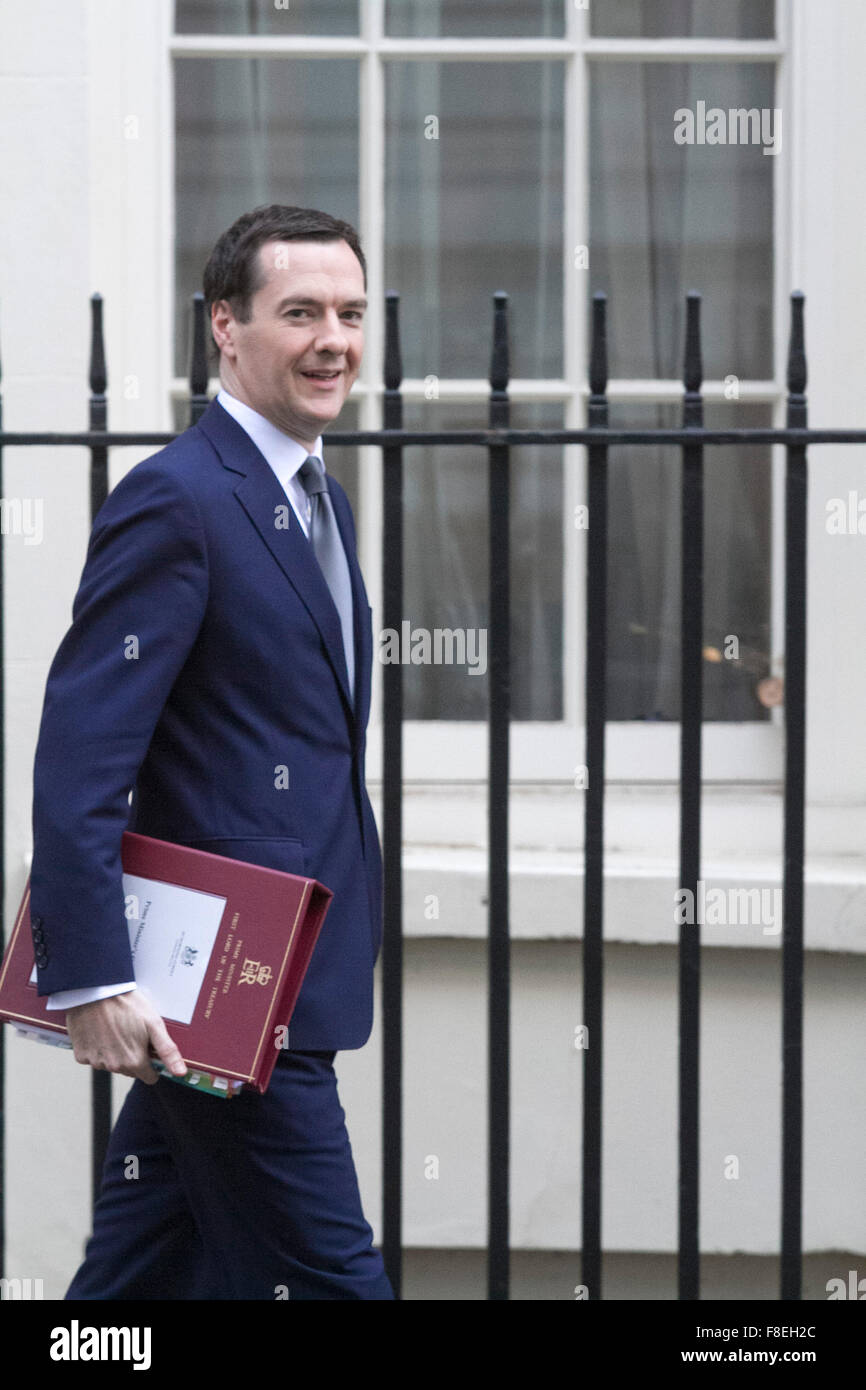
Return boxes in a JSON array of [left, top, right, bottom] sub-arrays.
[[29, 399, 382, 1051]]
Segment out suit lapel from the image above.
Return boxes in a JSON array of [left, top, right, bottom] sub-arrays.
[[196, 399, 358, 723]]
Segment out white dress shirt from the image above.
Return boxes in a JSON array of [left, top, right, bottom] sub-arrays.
[[47, 390, 324, 1011], [214, 388, 325, 539]]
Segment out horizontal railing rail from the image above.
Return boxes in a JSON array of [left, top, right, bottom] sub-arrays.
[[2, 428, 866, 446]]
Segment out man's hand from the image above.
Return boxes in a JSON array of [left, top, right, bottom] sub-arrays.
[[65, 990, 187, 1085]]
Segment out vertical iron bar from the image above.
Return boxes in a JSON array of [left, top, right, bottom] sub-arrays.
[[88, 294, 112, 1213], [188, 293, 210, 426], [89, 294, 108, 517], [781, 291, 807, 1301], [678, 291, 704, 1301], [381, 291, 404, 1298], [582, 292, 608, 1300], [487, 291, 511, 1301]]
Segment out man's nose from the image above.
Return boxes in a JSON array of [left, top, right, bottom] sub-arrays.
[[314, 311, 351, 353]]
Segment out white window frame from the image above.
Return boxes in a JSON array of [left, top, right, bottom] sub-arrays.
[[87, 0, 792, 786]]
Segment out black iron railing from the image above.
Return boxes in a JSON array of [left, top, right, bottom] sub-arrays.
[[0, 287, 857, 1301]]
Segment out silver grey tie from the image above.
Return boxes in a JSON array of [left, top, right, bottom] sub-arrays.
[[297, 455, 355, 703]]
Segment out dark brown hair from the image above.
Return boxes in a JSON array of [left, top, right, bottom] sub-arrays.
[[203, 204, 367, 330]]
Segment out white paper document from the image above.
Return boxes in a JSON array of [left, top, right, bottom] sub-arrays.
[[30, 874, 227, 1025]]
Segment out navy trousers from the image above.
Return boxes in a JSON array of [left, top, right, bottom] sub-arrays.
[[66, 1050, 394, 1300]]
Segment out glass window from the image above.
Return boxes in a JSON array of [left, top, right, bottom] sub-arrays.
[[605, 402, 773, 722], [172, 392, 203, 433], [175, 0, 359, 37], [591, 0, 775, 40], [589, 62, 775, 380], [399, 401, 564, 722], [385, 61, 564, 380], [386, 0, 564, 39], [322, 398, 360, 522], [174, 57, 359, 374]]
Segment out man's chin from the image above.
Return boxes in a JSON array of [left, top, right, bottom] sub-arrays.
[[302, 395, 350, 425], [263, 392, 350, 442]]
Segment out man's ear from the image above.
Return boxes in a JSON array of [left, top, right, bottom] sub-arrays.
[[210, 299, 236, 359]]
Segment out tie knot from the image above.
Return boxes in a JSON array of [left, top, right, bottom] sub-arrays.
[[297, 455, 327, 498]]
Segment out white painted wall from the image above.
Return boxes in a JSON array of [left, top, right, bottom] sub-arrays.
[[1, 0, 96, 1302]]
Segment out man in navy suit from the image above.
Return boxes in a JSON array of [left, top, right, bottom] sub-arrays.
[[28, 205, 394, 1299]]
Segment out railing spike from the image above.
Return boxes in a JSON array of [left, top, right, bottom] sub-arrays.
[[190, 292, 208, 398], [589, 291, 608, 399], [384, 292, 402, 392], [490, 291, 509, 394], [89, 293, 107, 400], [787, 291, 807, 401], [683, 291, 702, 396]]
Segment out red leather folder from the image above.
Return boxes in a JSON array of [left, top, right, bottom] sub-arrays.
[[0, 832, 332, 1096]]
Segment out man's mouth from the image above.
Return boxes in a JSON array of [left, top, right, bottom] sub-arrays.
[[300, 368, 342, 381]]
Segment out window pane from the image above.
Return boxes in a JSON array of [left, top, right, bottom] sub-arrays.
[[175, 0, 358, 36], [322, 399, 360, 523], [400, 402, 563, 721], [591, 0, 774, 39], [387, 0, 564, 38], [386, 61, 564, 380], [174, 58, 359, 374], [605, 403, 772, 722], [590, 62, 775, 380], [171, 394, 201, 432]]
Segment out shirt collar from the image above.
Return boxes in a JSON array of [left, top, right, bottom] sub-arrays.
[[216, 388, 325, 486]]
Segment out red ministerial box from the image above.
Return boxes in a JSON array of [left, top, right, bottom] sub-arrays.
[[0, 832, 332, 1095]]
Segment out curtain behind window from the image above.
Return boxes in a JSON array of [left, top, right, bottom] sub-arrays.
[[174, 57, 359, 376]]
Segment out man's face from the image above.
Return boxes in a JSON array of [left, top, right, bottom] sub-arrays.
[[211, 237, 366, 449]]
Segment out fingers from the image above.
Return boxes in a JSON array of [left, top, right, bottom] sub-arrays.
[[74, 1045, 159, 1085], [66, 993, 186, 1083], [147, 1018, 188, 1077], [131, 1058, 161, 1086]]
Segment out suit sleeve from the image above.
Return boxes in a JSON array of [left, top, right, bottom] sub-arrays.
[[29, 460, 209, 996]]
